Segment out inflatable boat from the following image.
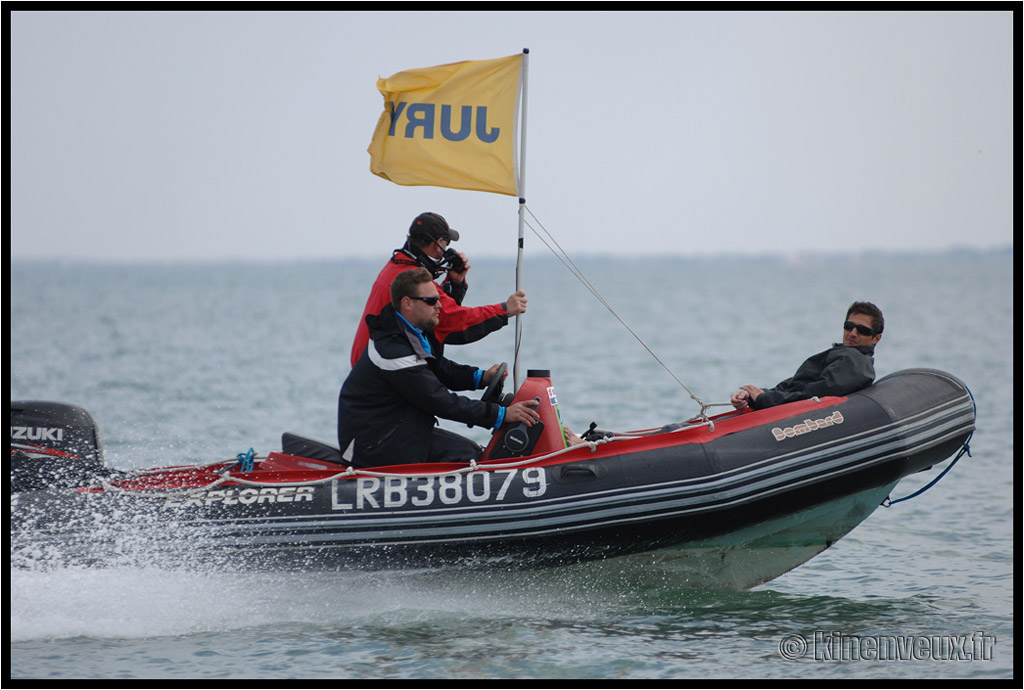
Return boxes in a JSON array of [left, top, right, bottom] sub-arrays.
[[9, 367, 974, 588]]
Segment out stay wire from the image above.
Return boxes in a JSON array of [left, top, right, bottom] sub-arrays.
[[521, 205, 721, 412]]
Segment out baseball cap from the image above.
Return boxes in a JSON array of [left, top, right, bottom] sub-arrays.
[[409, 212, 459, 242]]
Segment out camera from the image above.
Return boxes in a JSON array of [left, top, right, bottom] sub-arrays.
[[442, 248, 466, 273]]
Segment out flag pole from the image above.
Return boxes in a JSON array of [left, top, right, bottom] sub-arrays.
[[514, 48, 529, 392]]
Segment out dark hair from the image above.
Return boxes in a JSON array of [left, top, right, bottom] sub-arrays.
[[391, 267, 435, 310], [847, 301, 884, 334]]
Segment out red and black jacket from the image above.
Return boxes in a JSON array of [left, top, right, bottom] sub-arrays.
[[349, 247, 510, 368]]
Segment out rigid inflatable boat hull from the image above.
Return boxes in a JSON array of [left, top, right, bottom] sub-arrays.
[[10, 369, 974, 586]]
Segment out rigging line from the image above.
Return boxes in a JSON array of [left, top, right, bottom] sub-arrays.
[[521, 204, 709, 408]]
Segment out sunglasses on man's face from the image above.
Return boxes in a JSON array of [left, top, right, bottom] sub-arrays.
[[408, 295, 441, 306], [844, 320, 878, 337]]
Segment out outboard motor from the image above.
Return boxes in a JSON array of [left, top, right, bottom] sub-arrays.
[[9, 401, 106, 493]]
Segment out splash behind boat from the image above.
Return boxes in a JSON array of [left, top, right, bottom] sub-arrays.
[[9, 367, 974, 589]]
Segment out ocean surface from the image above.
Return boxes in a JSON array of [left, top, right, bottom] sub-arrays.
[[8, 250, 1014, 680]]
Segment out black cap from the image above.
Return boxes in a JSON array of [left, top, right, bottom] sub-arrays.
[[409, 212, 459, 243]]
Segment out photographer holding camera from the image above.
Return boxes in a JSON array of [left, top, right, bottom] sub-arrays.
[[349, 212, 528, 368]]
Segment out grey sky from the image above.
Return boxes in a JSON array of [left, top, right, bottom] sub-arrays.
[[10, 10, 1014, 261]]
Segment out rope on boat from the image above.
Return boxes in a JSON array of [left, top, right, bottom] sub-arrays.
[[884, 384, 975, 507], [522, 204, 732, 421], [215, 447, 256, 474], [883, 434, 973, 507], [97, 414, 721, 497]]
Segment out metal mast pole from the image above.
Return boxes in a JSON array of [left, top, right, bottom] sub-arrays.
[[514, 48, 529, 391]]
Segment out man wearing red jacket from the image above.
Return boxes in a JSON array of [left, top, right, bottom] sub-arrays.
[[350, 212, 528, 368]]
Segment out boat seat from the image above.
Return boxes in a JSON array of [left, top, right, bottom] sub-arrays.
[[281, 432, 347, 466]]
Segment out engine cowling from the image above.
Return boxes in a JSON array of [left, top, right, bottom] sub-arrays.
[[9, 401, 106, 493]]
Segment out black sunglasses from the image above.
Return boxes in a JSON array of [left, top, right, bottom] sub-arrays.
[[408, 295, 441, 306], [844, 320, 878, 337]]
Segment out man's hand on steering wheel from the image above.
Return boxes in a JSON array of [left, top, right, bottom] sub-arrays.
[[481, 362, 508, 404]]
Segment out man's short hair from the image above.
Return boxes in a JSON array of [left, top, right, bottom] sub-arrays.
[[847, 301, 884, 334], [391, 267, 435, 310]]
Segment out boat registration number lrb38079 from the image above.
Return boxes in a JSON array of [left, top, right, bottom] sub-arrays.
[[330, 467, 548, 511]]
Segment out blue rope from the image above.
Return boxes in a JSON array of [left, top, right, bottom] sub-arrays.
[[884, 434, 972, 506], [216, 447, 257, 474], [238, 447, 256, 473], [886, 383, 977, 507]]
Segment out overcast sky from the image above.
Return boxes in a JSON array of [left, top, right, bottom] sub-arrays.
[[10, 10, 1015, 262]]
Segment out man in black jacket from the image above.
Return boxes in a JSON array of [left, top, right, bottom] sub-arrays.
[[339, 268, 540, 468], [730, 301, 884, 411]]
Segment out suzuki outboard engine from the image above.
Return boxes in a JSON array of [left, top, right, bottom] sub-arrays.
[[9, 401, 106, 493]]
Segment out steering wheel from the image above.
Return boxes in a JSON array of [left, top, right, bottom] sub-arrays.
[[481, 362, 508, 404]]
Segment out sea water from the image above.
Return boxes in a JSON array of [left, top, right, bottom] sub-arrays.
[[8, 251, 1014, 679]]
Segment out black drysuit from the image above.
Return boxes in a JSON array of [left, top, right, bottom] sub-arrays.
[[750, 344, 876, 410], [338, 305, 502, 468]]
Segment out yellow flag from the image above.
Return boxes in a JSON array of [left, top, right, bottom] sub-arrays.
[[368, 54, 523, 196]]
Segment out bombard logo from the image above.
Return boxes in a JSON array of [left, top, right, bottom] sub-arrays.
[[772, 411, 844, 441]]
